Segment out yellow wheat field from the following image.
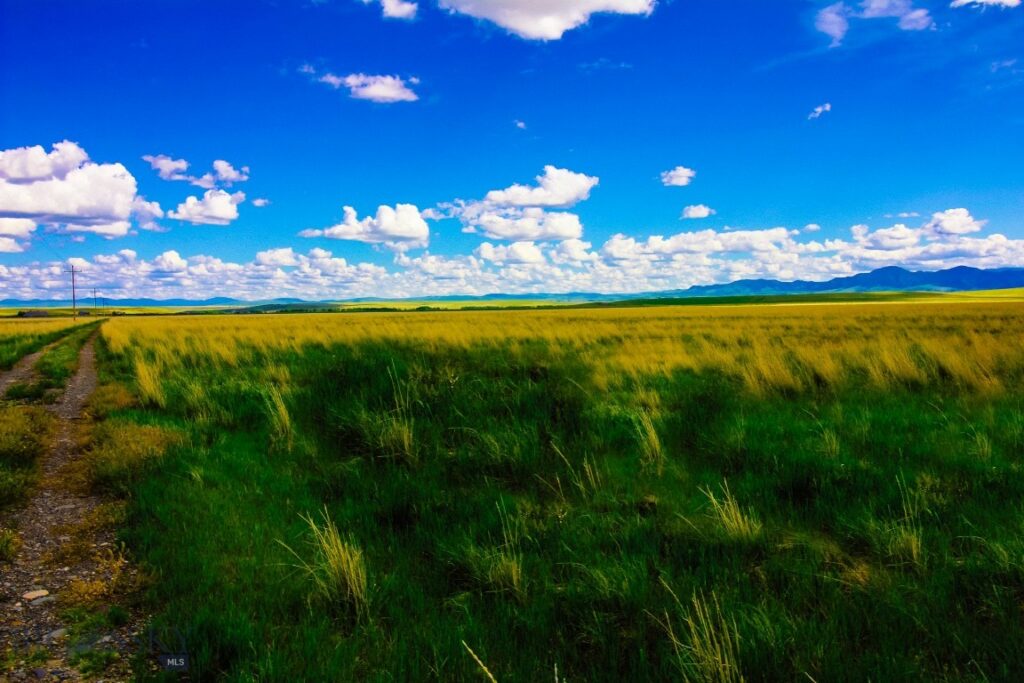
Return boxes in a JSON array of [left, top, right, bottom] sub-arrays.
[[0, 318, 89, 340], [100, 302, 1024, 396]]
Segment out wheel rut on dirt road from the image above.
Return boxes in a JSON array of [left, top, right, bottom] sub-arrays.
[[1, 337, 144, 681]]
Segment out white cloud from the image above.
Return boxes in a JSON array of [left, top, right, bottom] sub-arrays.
[[0, 141, 157, 239], [299, 204, 430, 250], [153, 250, 188, 272], [437, 0, 655, 40], [816, 3, 851, 47], [515, 120, 527, 129], [168, 189, 245, 226], [362, 0, 418, 18], [861, 0, 933, 29], [211, 160, 249, 185], [144, 155, 249, 189], [252, 198, 271, 207], [0, 237, 23, 253], [551, 238, 598, 264], [439, 166, 597, 243], [256, 247, 300, 267], [682, 204, 716, 219], [476, 241, 546, 264], [468, 206, 584, 241], [142, 154, 190, 181], [804, 223, 822, 233], [484, 165, 599, 208], [131, 196, 165, 231], [897, 8, 933, 29], [0, 141, 89, 183], [819, 0, 934, 46], [923, 208, 986, 236], [660, 166, 697, 187], [951, 0, 1020, 7], [318, 72, 419, 103], [852, 222, 921, 249], [809, 103, 833, 120], [0, 218, 37, 238]]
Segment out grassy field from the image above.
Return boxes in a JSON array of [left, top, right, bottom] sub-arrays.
[[0, 318, 90, 370], [78, 301, 1024, 681]]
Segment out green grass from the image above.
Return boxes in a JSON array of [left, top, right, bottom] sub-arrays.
[[90, 332, 1024, 682], [0, 323, 82, 371]]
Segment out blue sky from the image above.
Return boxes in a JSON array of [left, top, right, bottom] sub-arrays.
[[1, 0, 1022, 300]]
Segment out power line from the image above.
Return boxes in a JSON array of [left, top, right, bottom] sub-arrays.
[[63, 264, 78, 318]]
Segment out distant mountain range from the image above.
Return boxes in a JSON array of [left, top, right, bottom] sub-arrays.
[[3, 266, 1024, 308]]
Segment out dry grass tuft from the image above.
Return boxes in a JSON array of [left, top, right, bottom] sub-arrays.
[[281, 507, 369, 620], [656, 580, 745, 683], [264, 386, 294, 453], [702, 481, 763, 542], [635, 410, 664, 474]]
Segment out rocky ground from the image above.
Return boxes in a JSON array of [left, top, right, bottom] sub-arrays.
[[1, 339, 148, 682]]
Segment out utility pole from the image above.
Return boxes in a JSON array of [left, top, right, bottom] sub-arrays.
[[65, 265, 78, 318], [93, 288, 98, 310]]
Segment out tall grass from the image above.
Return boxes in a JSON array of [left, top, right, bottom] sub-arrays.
[[281, 507, 369, 621], [702, 481, 763, 542], [658, 581, 745, 683]]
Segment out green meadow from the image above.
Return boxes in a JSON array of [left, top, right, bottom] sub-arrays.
[[63, 301, 1024, 681]]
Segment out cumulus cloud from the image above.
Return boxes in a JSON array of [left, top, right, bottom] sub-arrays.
[[440, 166, 597, 243], [0, 140, 163, 239], [923, 208, 986, 236], [550, 238, 598, 264], [168, 189, 245, 226], [437, 0, 655, 40], [804, 223, 822, 233], [0, 141, 89, 183], [256, 247, 300, 267], [252, 198, 271, 207], [131, 196, 165, 231], [299, 204, 430, 251], [809, 103, 833, 120], [467, 206, 584, 241], [484, 165, 599, 208], [681, 205, 716, 219], [476, 241, 546, 264], [660, 166, 697, 187], [311, 68, 419, 103], [153, 250, 188, 272]]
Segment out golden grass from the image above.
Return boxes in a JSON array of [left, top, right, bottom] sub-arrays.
[[85, 420, 182, 491], [0, 318, 87, 337], [99, 302, 1024, 398]]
